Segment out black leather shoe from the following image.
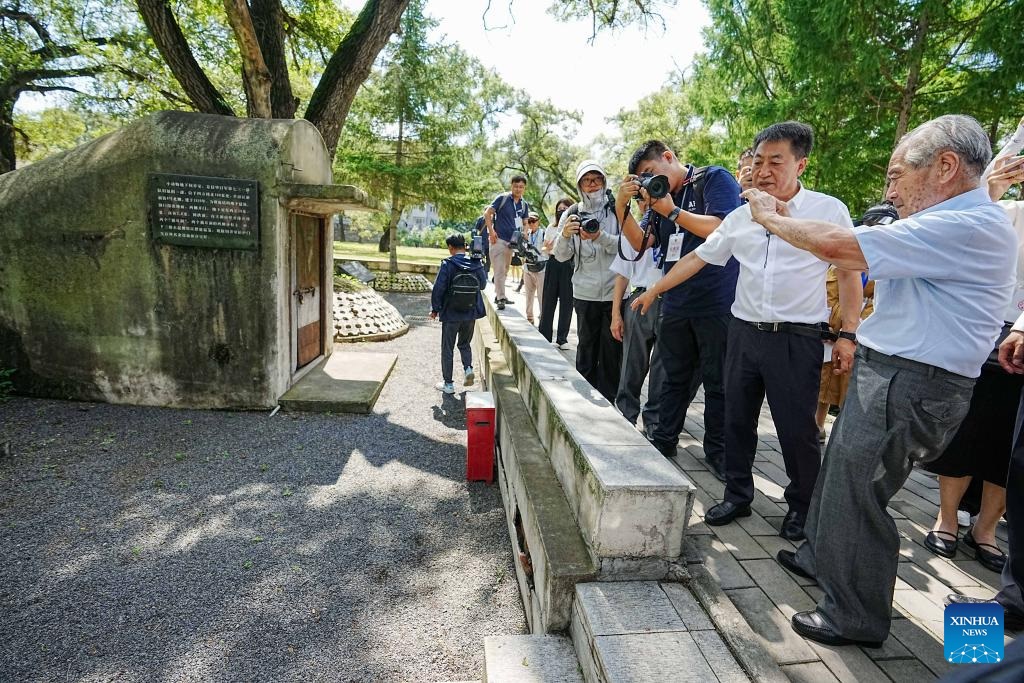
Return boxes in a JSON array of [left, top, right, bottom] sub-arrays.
[[791, 610, 883, 648], [924, 530, 958, 558], [777, 550, 816, 581], [780, 511, 806, 541], [705, 501, 751, 526], [944, 594, 1024, 630], [704, 456, 727, 482]]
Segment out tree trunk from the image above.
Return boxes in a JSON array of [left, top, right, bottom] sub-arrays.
[[250, 0, 297, 118], [378, 225, 390, 252], [0, 99, 15, 174], [223, 0, 273, 118], [388, 111, 404, 275], [893, 8, 930, 145], [136, 0, 235, 116], [304, 0, 411, 158]]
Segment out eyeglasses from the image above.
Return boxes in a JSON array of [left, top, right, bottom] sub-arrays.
[[527, 218, 539, 224], [580, 174, 604, 186]]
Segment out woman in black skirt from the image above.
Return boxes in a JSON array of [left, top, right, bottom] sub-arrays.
[[922, 350, 1021, 572]]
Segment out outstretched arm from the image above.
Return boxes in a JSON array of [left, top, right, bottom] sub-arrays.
[[630, 251, 708, 314], [742, 189, 868, 270]]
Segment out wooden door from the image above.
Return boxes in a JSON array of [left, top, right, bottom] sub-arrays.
[[294, 214, 323, 368]]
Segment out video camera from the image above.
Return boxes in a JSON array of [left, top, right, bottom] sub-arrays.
[[470, 234, 485, 260], [509, 229, 542, 264], [858, 203, 899, 227]]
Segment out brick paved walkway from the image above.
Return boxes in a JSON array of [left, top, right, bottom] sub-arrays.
[[672, 396, 1015, 682]]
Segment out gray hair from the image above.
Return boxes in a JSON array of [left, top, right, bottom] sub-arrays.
[[898, 114, 991, 179]]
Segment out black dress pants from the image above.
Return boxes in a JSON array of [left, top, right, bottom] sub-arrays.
[[651, 313, 728, 462], [539, 258, 574, 344], [573, 299, 622, 403], [723, 318, 823, 517]]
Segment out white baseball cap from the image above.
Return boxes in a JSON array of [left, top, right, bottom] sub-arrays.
[[575, 159, 607, 185]]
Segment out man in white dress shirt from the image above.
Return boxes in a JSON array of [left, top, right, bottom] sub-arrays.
[[632, 122, 864, 542]]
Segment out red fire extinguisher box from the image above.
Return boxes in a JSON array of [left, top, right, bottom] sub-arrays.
[[465, 391, 496, 483]]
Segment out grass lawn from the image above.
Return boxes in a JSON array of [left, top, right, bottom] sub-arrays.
[[333, 241, 448, 266]]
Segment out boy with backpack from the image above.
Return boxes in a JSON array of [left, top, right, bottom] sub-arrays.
[[430, 234, 488, 394]]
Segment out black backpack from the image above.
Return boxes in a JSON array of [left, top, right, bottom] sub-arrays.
[[446, 262, 480, 312]]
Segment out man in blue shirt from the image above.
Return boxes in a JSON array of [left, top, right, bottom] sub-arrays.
[[430, 234, 488, 394], [746, 115, 1017, 648], [484, 176, 530, 309], [615, 141, 741, 479]]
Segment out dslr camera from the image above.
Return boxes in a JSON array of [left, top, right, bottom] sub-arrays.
[[566, 206, 601, 234], [858, 203, 899, 227], [635, 172, 670, 201]]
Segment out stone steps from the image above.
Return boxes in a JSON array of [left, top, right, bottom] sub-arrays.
[[570, 581, 758, 683], [484, 635, 584, 682]]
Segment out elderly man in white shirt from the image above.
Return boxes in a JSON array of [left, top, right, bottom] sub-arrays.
[[633, 122, 864, 543], [744, 114, 1017, 648]]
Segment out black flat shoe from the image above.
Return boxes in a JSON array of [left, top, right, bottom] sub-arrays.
[[924, 530, 958, 558], [705, 501, 751, 526], [780, 511, 806, 541], [963, 528, 1006, 572], [777, 550, 816, 581], [791, 610, 883, 648]]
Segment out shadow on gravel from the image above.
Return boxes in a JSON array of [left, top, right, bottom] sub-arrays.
[[431, 392, 467, 430], [0, 396, 520, 682]]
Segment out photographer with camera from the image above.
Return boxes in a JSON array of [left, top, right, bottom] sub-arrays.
[[540, 198, 575, 349], [484, 176, 531, 310], [614, 140, 741, 479], [517, 212, 547, 324], [553, 160, 622, 402]]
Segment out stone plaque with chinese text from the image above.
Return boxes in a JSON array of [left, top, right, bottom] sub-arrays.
[[149, 173, 259, 250]]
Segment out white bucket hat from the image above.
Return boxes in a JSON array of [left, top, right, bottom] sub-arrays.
[[575, 159, 607, 185]]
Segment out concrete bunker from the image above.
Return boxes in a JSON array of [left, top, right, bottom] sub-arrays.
[[0, 111, 374, 408]]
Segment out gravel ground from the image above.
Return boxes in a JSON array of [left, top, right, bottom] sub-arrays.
[[0, 293, 526, 682]]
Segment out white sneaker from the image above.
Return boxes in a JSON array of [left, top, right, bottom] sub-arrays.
[[554, 341, 568, 351], [464, 366, 475, 386], [436, 381, 455, 394], [957, 510, 971, 527]]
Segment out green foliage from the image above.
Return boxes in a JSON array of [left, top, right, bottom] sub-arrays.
[[604, 0, 1024, 216], [13, 107, 118, 163]]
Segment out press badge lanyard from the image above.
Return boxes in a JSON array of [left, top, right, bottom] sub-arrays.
[[665, 167, 695, 263], [513, 198, 525, 230]]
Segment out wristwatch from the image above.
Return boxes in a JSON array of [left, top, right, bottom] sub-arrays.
[[666, 207, 682, 223], [837, 331, 857, 343]]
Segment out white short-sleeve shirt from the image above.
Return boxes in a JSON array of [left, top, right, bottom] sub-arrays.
[[695, 185, 853, 324]]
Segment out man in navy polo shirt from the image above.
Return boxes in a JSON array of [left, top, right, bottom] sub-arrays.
[[484, 175, 530, 309], [615, 140, 742, 479]]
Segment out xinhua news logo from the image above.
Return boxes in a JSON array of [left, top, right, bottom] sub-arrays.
[[944, 602, 1004, 664]]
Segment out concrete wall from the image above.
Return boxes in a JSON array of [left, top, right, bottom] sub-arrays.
[[0, 112, 334, 408]]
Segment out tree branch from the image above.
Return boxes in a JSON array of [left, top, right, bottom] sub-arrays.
[[136, 0, 235, 116], [250, 0, 296, 118], [304, 0, 412, 158], [0, 7, 54, 46], [223, 0, 273, 117]]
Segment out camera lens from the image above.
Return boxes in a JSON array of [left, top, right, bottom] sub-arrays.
[[643, 174, 670, 200], [582, 218, 601, 234]]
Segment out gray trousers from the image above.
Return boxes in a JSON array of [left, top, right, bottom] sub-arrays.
[[615, 291, 664, 432], [794, 346, 975, 641], [441, 320, 475, 383], [996, 388, 1024, 617]]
